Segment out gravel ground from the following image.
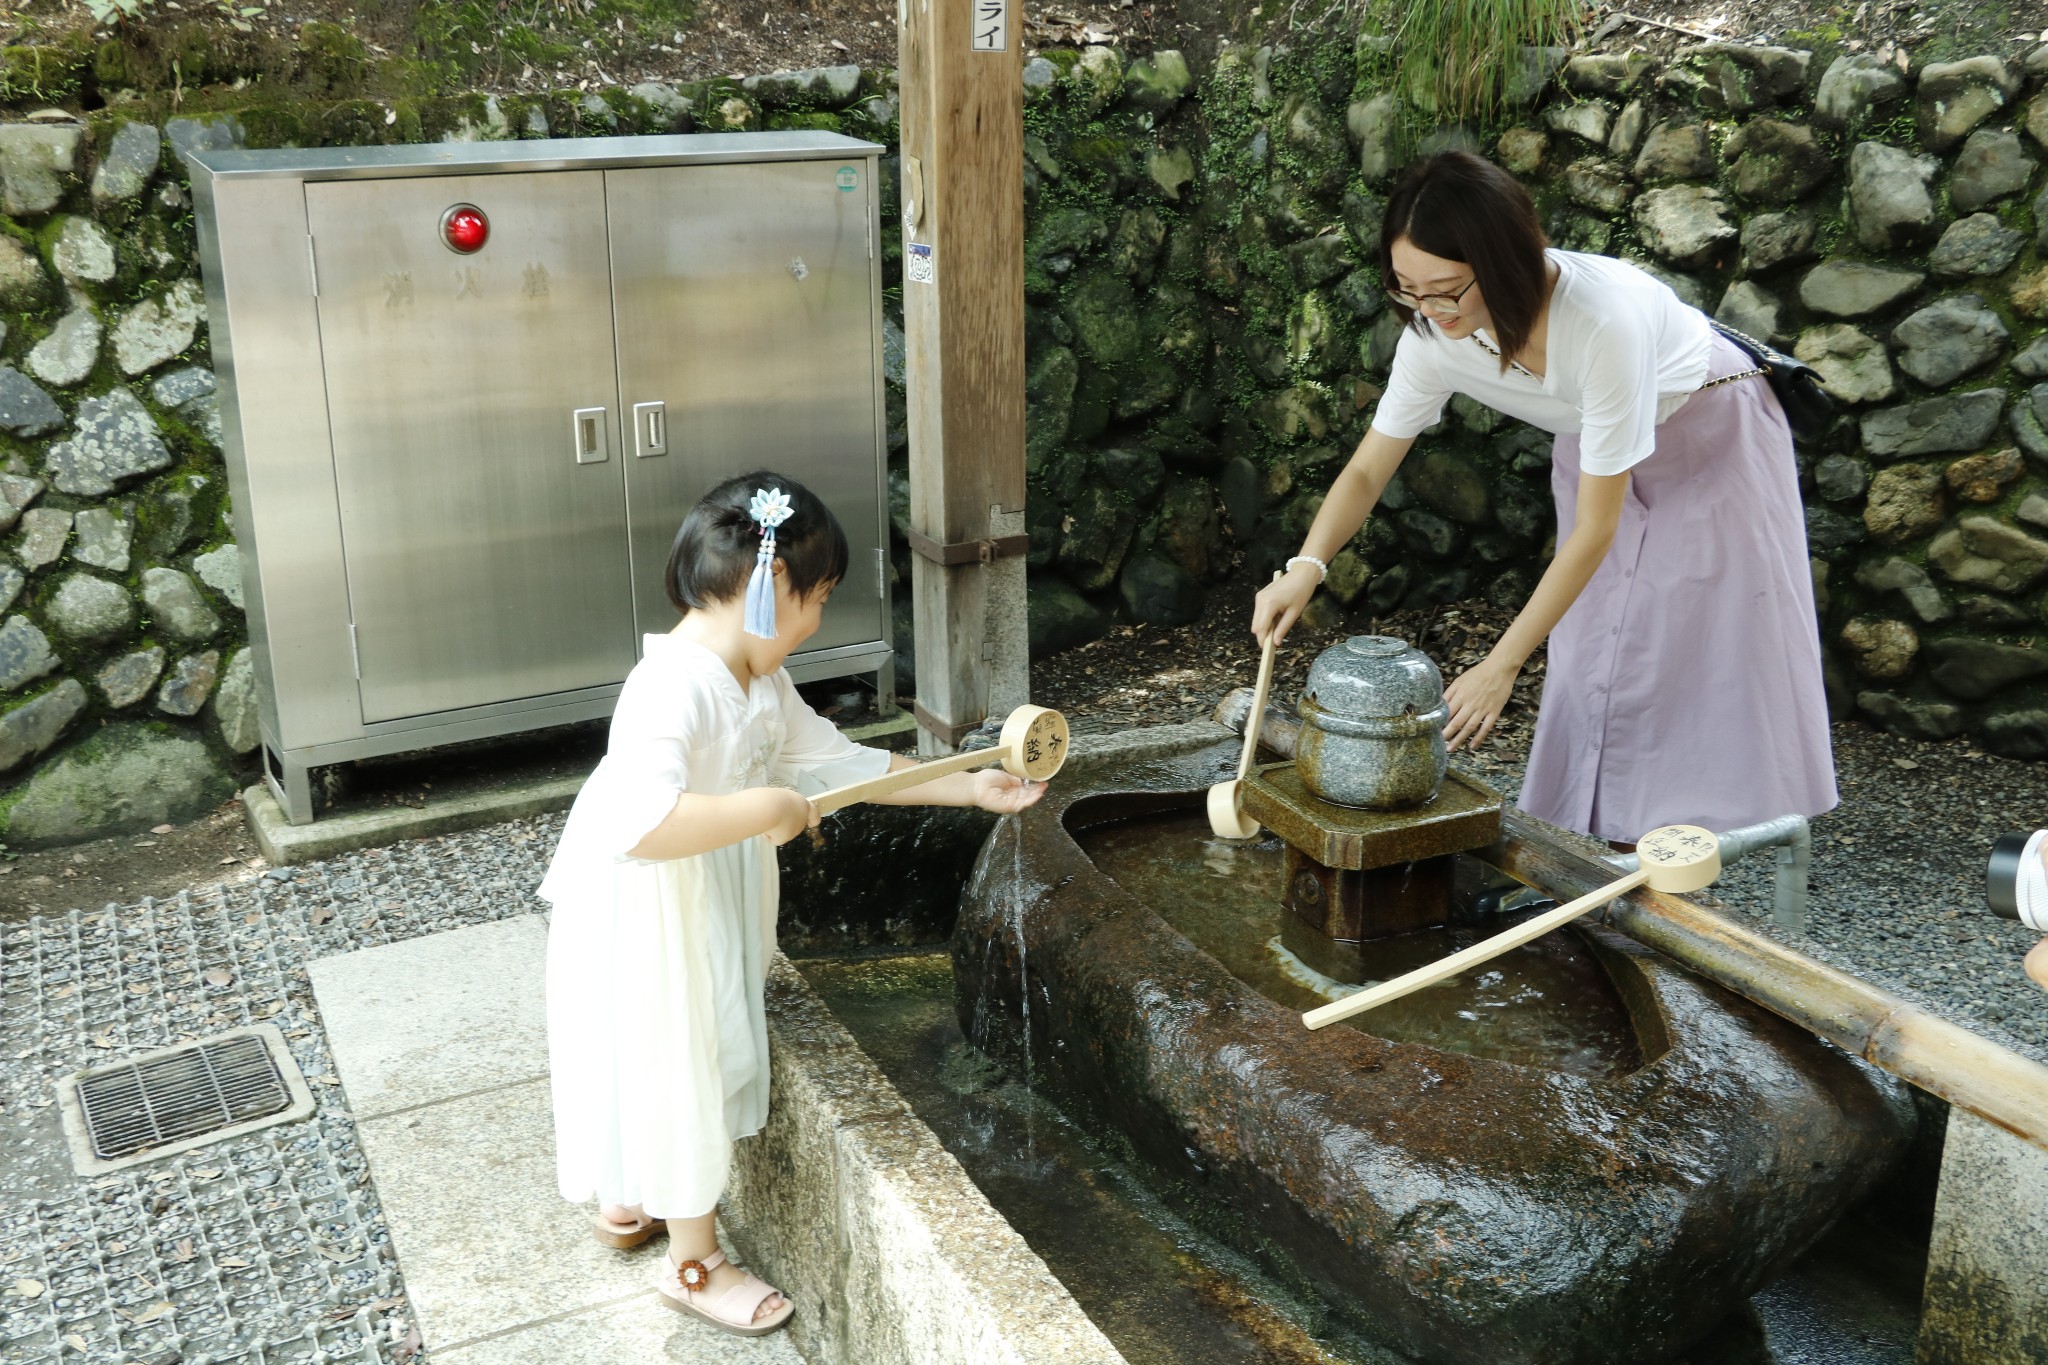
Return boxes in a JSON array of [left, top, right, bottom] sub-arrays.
[[0, 826, 561, 1365], [2, 580, 2045, 1365]]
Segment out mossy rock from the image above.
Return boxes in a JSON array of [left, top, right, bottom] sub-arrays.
[[1064, 269, 1143, 365], [3, 720, 231, 849]]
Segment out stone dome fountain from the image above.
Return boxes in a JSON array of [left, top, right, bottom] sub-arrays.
[[955, 635, 1915, 1365]]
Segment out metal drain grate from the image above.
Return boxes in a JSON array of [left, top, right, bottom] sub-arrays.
[[56, 1024, 317, 1174]]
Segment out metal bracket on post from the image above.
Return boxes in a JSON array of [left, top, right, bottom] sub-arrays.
[[913, 700, 983, 748], [904, 526, 1029, 567]]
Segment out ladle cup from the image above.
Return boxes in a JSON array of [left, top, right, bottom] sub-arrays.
[[811, 704, 1070, 816], [1208, 596, 1281, 839], [1302, 823, 1722, 1030]]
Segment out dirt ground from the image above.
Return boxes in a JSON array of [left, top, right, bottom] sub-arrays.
[[11, 0, 2048, 106]]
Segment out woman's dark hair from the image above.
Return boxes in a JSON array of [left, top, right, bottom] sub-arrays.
[[665, 470, 849, 615], [1379, 151, 1550, 369]]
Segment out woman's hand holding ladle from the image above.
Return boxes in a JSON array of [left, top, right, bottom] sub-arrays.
[[1251, 564, 1319, 647]]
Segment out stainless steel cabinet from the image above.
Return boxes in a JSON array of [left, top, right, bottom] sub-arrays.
[[188, 135, 892, 823]]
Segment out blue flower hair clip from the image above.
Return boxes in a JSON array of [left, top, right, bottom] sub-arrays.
[[743, 487, 795, 638]]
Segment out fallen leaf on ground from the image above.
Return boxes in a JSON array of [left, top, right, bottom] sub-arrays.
[[63, 1335, 86, 1351], [119, 1301, 172, 1325], [191, 1168, 223, 1180], [218, 856, 241, 866], [175, 1238, 194, 1262], [311, 906, 335, 927], [151, 824, 173, 834], [11, 1278, 44, 1298], [203, 969, 234, 987], [219, 1256, 252, 1269], [90, 1033, 114, 1049], [1892, 757, 1920, 770]]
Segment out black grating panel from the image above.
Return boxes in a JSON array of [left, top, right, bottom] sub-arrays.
[[75, 1034, 293, 1161]]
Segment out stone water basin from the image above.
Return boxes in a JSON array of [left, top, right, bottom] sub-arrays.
[[953, 742, 1917, 1365]]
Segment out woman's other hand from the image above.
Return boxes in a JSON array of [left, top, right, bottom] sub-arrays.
[[763, 788, 820, 845], [1443, 656, 1519, 751], [969, 770, 1047, 814], [1252, 565, 1319, 646]]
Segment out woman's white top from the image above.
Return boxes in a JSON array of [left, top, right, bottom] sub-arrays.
[[1369, 249, 1715, 476], [539, 633, 890, 1219]]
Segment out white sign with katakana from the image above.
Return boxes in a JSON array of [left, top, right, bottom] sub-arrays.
[[971, 0, 1007, 51]]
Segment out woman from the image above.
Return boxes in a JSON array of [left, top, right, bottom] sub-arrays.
[[1253, 151, 1836, 844]]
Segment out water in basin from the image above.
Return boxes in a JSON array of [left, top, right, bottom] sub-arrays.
[[1071, 808, 1644, 1079]]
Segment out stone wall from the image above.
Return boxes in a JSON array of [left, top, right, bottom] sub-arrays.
[[1008, 36, 2048, 763], [12, 28, 2048, 843]]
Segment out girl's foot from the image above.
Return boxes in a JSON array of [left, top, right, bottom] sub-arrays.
[[654, 1248, 794, 1337], [592, 1204, 665, 1249]]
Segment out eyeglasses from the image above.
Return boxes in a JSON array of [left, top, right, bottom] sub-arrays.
[[1385, 277, 1477, 315]]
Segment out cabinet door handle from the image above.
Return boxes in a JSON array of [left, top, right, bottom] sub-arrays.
[[632, 401, 667, 458], [573, 407, 608, 464]]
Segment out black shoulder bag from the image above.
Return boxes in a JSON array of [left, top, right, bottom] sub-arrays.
[[1705, 319, 1836, 444]]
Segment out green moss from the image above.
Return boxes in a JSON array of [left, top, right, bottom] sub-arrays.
[[295, 22, 373, 99], [235, 102, 314, 149], [766, 110, 844, 133], [0, 35, 94, 105]]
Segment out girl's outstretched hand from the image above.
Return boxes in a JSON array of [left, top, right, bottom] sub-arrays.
[[970, 770, 1047, 814], [1251, 566, 1318, 647], [1443, 656, 1519, 751], [763, 788, 820, 845]]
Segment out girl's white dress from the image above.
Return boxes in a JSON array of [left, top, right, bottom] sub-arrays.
[[539, 633, 889, 1219]]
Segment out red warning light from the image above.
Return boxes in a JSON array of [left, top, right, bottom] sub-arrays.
[[441, 204, 489, 254]]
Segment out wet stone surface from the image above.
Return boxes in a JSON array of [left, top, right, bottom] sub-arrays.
[[956, 742, 1917, 1365]]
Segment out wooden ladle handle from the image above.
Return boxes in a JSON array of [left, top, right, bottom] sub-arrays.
[[811, 705, 1069, 816], [1237, 627, 1279, 784], [1302, 824, 1721, 1031]]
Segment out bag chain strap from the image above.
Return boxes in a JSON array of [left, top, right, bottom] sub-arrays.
[[1701, 321, 1771, 389]]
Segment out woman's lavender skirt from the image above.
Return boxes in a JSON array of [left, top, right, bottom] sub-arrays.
[[1522, 332, 1839, 842]]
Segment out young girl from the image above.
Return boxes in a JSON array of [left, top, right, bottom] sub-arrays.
[[540, 472, 1044, 1337]]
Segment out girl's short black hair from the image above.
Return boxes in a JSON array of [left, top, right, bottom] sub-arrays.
[[1380, 151, 1551, 369], [665, 470, 850, 615]]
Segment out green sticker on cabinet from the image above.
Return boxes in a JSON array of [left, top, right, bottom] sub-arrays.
[[836, 166, 859, 191]]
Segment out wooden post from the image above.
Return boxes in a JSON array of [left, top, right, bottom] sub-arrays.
[[898, 0, 1029, 755]]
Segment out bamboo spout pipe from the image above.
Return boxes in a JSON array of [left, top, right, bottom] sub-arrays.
[[1304, 824, 1723, 1030], [811, 705, 1069, 816]]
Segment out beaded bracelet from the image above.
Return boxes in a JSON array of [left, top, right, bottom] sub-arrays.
[[1285, 554, 1328, 583]]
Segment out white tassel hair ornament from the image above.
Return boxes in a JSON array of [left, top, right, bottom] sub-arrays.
[[743, 487, 796, 639]]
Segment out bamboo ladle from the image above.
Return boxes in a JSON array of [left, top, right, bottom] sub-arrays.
[[1207, 583, 1283, 839], [810, 704, 1069, 816], [1302, 823, 1723, 1031]]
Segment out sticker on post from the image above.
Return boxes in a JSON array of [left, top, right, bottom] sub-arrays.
[[907, 242, 936, 284], [971, 0, 1007, 51], [836, 165, 859, 192]]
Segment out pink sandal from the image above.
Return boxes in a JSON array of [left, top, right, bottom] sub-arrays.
[[590, 1208, 665, 1249], [654, 1248, 795, 1337]]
